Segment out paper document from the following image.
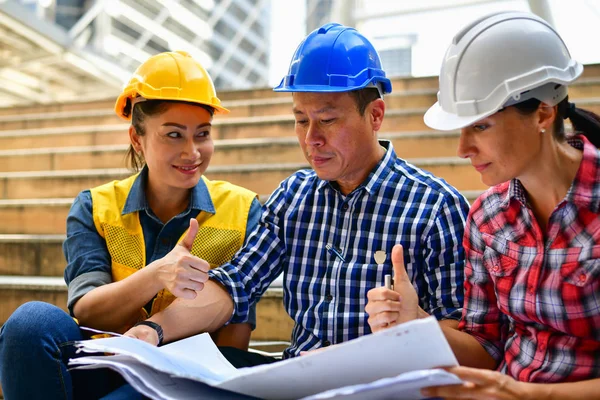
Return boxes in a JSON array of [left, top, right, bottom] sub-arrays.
[[70, 316, 460, 399]]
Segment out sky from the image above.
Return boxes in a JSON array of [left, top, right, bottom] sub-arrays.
[[268, 0, 600, 86]]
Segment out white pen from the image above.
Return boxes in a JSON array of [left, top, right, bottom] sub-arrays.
[[384, 274, 394, 290]]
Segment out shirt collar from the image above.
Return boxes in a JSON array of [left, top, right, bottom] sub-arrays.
[[122, 166, 216, 215], [316, 140, 396, 196], [504, 135, 600, 210]]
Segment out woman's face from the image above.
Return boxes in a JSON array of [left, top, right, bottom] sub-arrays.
[[131, 102, 214, 194], [456, 106, 543, 187]]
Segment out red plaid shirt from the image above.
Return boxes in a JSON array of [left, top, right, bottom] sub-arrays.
[[459, 135, 600, 383]]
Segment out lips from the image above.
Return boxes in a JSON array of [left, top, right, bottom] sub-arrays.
[[173, 163, 201, 174], [473, 163, 490, 172]]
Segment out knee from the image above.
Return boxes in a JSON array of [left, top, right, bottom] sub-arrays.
[[2, 301, 77, 342]]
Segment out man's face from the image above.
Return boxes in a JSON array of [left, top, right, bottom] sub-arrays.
[[292, 92, 384, 194]]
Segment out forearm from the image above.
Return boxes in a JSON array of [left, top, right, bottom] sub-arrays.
[[441, 324, 497, 369], [148, 279, 234, 343], [523, 378, 600, 400], [73, 264, 162, 331]]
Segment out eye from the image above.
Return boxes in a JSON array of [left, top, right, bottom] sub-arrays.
[[167, 131, 182, 138], [321, 118, 335, 124], [472, 124, 488, 132], [196, 130, 210, 138], [295, 119, 308, 126]]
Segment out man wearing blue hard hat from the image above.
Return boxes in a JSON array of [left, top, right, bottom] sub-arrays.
[[118, 23, 470, 372]]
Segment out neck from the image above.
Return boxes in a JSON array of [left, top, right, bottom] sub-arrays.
[[338, 142, 386, 195], [145, 176, 191, 223], [518, 138, 582, 232]]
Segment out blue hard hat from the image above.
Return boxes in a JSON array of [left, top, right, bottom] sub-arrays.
[[274, 23, 392, 94]]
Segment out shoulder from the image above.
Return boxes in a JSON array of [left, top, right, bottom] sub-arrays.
[[468, 182, 510, 226], [389, 157, 470, 210], [202, 177, 257, 202]]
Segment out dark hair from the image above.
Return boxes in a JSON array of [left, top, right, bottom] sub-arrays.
[[348, 87, 381, 116], [125, 99, 215, 171], [512, 92, 600, 147]]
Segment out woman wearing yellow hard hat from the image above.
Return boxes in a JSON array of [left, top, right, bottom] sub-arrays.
[[0, 50, 261, 399], [366, 11, 600, 399]]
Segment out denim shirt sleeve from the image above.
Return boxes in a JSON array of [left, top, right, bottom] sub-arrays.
[[63, 190, 112, 315], [245, 198, 261, 240]]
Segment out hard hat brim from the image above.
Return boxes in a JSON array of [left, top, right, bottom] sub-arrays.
[[424, 101, 492, 131]]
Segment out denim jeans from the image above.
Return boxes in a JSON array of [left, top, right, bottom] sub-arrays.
[[0, 301, 125, 400]]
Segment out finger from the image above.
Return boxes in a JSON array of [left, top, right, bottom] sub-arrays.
[[179, 218, 199, 251], [391, 244, 408, 290], [422, 382, 477, 399], [183, 256, 210, 274], [366, 287, 401, 302], [444, 367, 502, 386], [178, 288, 198, 300], [365, 299, 402, 316], [367, 311, 398, 328]]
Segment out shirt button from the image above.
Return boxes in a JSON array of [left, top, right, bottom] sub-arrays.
[[579, 273, 587, 282], [342, 204, 349, 211], [492, 265, 500, 272], [323, 340, 331, 347], [325, 294, 333, 302], [528, 286, 535, 295]]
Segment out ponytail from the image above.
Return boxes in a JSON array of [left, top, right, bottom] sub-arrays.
[[561, 100, 600, 147]]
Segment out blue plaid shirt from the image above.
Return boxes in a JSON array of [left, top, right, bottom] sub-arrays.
[[210, 140, 469, 358]]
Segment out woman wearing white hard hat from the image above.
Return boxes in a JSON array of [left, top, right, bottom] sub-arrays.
[[366, 11, 600, 398]]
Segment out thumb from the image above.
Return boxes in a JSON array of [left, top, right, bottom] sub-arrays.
[[180, 218, 199, 251], [392, 244, 408, 289]]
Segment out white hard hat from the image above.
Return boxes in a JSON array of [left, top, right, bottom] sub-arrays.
[[424, 11, 583, 131]]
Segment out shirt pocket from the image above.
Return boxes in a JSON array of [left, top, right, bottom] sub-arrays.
[[561, 257, 600, 287], [484, 246, 520, 277]]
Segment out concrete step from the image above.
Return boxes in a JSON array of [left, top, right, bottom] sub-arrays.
[[0, 158, 486, 200], [0, 90, 440, 130], [0, 275, 293, 342], [0, 131, 463, 173], [0, 234, 66, 276], [3, 96, 600, 151]]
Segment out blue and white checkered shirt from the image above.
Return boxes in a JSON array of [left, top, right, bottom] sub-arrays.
[[210, 140, 469, 358]]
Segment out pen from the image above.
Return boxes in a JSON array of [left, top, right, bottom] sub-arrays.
[[384, 274, 394, 290], [325, 244, 346, 262]]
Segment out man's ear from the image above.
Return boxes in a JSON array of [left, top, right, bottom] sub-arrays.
[[369, 98, 385, 132], [128, 125, 143, 154]]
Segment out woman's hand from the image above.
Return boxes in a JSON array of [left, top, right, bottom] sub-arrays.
[[365, 244, 420, 332], [421, 366, 532, 400], [154, 218, 210, 299]]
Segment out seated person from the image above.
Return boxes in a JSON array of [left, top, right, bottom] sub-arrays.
[[366, 11, 600, 399], [0, 51, 260, 399]]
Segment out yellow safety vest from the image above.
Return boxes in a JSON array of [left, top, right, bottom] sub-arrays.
[[90, 173, 256, 323]]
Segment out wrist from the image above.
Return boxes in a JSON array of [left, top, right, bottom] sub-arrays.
[[134, 320, 164, 346]]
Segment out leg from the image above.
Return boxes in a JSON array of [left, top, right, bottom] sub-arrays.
[[0, 301, 122, 400]]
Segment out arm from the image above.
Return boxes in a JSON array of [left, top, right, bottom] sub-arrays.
[[67, 192, 209, 331], [420, 194, 469, 321], [211, 198, 262, 350], [422, 366, 600, 400], [130, 183, 291, 344]]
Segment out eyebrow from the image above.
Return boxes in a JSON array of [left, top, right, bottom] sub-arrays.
[[292, 105, 336, 115], [162, 122, 212, 129]]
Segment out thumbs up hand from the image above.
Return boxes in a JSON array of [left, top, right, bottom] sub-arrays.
[[154, 218, 210, 299], [365, 244, 420, 332]]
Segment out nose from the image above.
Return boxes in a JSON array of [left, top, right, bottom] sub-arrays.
[[304, 121, 325, 147], [181, 136, 200, 160], [456, 129, 476, 159]]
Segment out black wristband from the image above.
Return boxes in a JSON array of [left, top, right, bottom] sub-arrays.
[[134, 320, 164, 346]]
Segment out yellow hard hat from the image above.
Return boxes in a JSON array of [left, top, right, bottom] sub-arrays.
[[115, 50, 229, 120]]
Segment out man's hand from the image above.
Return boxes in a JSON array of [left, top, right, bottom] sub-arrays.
[[421, 366, 531, 400], [124, 324, 159, 346], [154, 218, 210, 299], [365, 244, 419, 332]]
